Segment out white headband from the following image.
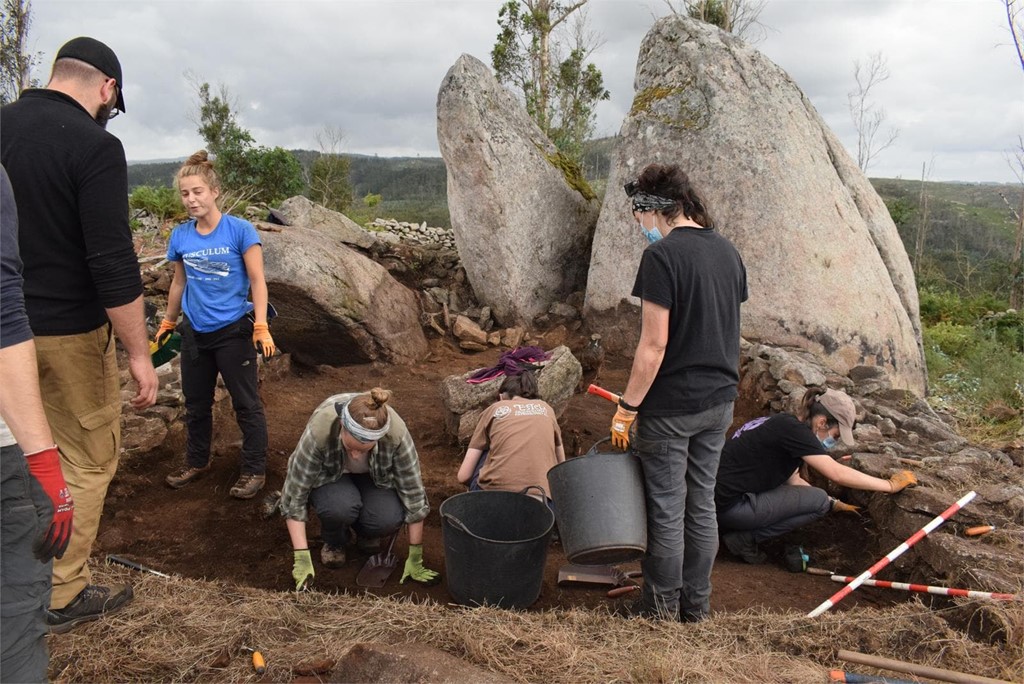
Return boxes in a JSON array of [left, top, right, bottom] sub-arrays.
[[339, 400, 389, 443]]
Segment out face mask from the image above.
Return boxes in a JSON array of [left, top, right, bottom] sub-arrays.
[[637, 217, 661, 244], [820, 435, 837, 450]]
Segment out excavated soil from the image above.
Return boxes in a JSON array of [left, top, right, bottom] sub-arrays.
[[96, 337, 902, 615]]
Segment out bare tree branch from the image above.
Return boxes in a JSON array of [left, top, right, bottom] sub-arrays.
[[848, 52, 900, 173]]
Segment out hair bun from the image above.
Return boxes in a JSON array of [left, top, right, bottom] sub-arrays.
[[186, 149, 210, 166], [368, 387, 392, 409]]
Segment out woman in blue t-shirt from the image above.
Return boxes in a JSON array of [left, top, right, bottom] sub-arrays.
[[715, 387, 917, 564], [154, 150, 275, 500]]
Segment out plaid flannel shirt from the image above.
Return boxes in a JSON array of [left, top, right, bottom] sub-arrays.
[[279, 393, 429, 524]]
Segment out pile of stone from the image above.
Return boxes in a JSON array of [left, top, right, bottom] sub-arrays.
[[440, 345, 582, 442], [368, 218, 456, 249]]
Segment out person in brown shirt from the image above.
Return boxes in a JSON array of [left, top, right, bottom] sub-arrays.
[[458, 370, 565, 500]]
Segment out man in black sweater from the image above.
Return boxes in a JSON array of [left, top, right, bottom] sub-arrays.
[[1, 36, 157, 634]]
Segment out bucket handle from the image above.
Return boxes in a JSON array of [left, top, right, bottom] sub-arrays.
[[442, 512, 471, 535], [586, 437, 630, 456], [518, 485, 548, 500]]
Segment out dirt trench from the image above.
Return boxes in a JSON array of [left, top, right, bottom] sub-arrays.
[[97, 337, 903, 616]]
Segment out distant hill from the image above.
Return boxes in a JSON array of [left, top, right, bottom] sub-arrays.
[[128, 152, 450, 227], [128, 147, 1022, 294]]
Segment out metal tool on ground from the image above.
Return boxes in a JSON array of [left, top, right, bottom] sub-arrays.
[[965, 524, 995, 536], [587, 384, 620, 403], [241, 647, 266, 675], [606, 581, 638, 602], [830, 575, 1019, 601], [829, 670, 918, 684], [557, 563, 634, 587], [805, 567, 833, 576], [106, 554, 172, 578], [807, 490, 976, 618], [555, 563, 642, 597], [355, 531, 399, 588], [837, 648, 1012, 684], [260, 490, 282, 520]]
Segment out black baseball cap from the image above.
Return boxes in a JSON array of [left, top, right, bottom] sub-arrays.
[[56, 36, 125, 112]]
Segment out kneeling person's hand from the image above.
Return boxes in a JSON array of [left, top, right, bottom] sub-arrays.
[[293, 549, 314, 591], [400, 543, 440, 586]]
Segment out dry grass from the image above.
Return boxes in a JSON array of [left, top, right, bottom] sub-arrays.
[[47, 565, 1024, 684]]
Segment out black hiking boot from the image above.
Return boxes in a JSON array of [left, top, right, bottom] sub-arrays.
[[46, 584, 134, 634], [721, 531, 768, 565]]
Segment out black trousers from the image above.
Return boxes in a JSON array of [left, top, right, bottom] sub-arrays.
[[180, 315, 267, 474], [0, 445, 51, 683], [309, 474, 404, 548]]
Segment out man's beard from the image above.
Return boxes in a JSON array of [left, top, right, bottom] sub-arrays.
[[95, 99, 116, 129]]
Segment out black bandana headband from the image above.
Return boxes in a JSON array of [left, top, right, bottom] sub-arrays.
[[631, 192, 677, 213], [624, 179, 676, 213]]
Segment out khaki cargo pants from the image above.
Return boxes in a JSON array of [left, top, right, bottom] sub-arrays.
[[34, 324, 121, 609]]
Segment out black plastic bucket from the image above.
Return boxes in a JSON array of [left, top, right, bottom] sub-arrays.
[[547, 439, 647, 564], [440, 487, 554, 609]]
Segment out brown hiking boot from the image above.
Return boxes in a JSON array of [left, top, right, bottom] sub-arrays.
[[165, 464, 211, 489], [46, 583, 133, 634], [229, 473, 265, 500], [321, 544, 347, 569]]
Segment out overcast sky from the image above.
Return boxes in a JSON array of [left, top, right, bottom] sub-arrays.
[[22, 0, 1024, 183]]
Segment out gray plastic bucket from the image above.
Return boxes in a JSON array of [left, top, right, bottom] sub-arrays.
[[547, 439, 646, 564], [440, 486, 554, 609]]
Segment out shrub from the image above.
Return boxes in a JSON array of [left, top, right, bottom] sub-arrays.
[[924, 322, 979, 357], [918, 288, 1008, 327], [130, 185, 185, 223]]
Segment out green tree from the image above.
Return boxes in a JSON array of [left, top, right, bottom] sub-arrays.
[[192, 80, 303, 206], [307, 126, 352, 212], [491, 0, 609, 164], [0, 0, 40, 105]]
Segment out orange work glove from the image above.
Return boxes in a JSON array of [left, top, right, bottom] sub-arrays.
[[887, 470, 918, 493], [831, 499, 861, 515], [253, 322, 275, 358], [154, 319, 177, 346], [610, 405, 637, 451]]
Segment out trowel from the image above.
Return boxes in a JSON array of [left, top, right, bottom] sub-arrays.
[[556, 563, 641, 588], [355, 532, 400, 588]]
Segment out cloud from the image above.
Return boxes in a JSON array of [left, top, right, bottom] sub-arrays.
[[23, 0, 1022, 182]]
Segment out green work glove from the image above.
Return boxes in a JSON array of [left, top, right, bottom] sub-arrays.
[[400, 543, 441, 586], [293, 549, 314, 591]]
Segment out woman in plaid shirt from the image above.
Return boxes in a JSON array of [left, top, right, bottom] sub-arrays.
[[279, 387, 440, 591]]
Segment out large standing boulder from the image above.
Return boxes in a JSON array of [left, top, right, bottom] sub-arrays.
[[437, 54, 600, 327], [271, 196, 377, 250], [257, 223, 428, 366], [584, 16, 926, 395]]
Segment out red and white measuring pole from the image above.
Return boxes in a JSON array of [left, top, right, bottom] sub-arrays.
[[807, 490, 977, 618], [829, 575, 1018, 601]]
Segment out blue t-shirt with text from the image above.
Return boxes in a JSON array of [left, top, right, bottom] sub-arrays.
[[167, 214, 260, 332]]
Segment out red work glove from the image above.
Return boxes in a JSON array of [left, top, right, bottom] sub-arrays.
[[253, 322, 275, 358], [610, 405, 637, 451], [154, 318, 177, 346], [24, 446, 74, 561]]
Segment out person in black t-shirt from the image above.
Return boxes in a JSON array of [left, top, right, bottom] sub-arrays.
[[609, 164, 747, 623], [716, 387, 918, 564]]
